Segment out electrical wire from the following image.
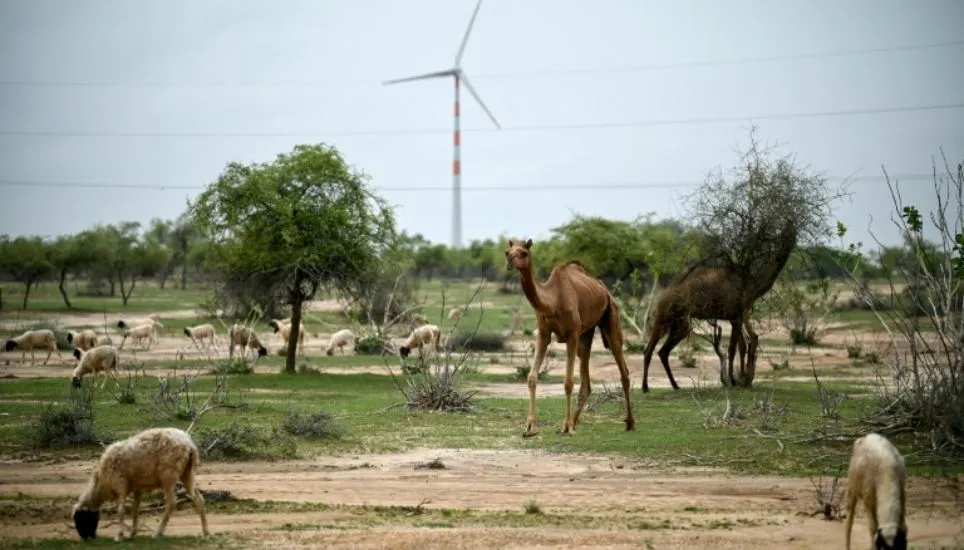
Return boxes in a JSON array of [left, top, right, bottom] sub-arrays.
[[2, 40, 961, 87], [1, 102, 960, 138], [0, 173, 933, 192]]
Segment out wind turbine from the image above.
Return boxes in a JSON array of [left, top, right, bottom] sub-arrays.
[[383, 0, 501, 250]]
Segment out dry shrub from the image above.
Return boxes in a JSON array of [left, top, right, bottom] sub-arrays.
[[840, 156, 964, 456]]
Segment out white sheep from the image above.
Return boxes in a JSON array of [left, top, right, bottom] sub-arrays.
[[267, 318, 291, 332], [844, 432, 908, 550], [270, 319, 305, 355], [71, 345, 120, 389], [183, 323, 216, 349], [96, 334, 113, 347], [67, 329, 99, 351], [325, 328, 355, 356], [71, 427, 209, 541], [4, 329, 62, 365], [228, 324, 268, 359], [447, 306, 464, 320], [399, 324, 442, 359], [119, 323, 156, 351], [412, 313, 429, 324], [116, 316, 164, 344]]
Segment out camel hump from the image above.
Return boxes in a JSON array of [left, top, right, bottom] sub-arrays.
[[564, 259, 587, 271]]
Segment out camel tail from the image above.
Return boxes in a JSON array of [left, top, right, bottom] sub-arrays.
[[598, 294, 621, 350]]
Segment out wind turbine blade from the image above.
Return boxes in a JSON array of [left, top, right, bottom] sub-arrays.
[[459, 72, 500, 129], [383, 69, 456, 85], [455, 0, 484, 65]]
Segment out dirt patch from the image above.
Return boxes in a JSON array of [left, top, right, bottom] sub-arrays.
[[1, 448, 961, 548]]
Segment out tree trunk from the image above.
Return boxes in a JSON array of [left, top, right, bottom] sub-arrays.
[[58, 268, 73, 309], [181, 260, 188, 290], [108, 273, 116, 296], [22, 280, 33, 310], [119, 269, 137, 306], [285, 276, 304, 374], [737, 334, 759, 388]]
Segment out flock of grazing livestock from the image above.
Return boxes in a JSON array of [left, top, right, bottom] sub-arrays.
[[2, 286, 910, 549]]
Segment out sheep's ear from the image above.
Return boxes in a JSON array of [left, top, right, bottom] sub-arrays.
[[524, 239, 533, 249], [72, 348, 82, 360]]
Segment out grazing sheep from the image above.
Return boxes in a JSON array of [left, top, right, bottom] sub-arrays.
[[67, 329, 99, 351], [267, 318, 291, 332], [412, 313, 429, 324], [119, 323, 155, 351], [96, 334, 113, 347], [116, 316, 163, 344], [72, 427, 209, 541], [270, 319, 305, 355], [71, 345, 120, 389], [325, 328, 355, 356], [4, 329, 62, 366], [183, 323, 216, 348], [447, 307, 464, 320], [228, 324, 268, 359], [844, 432, 908, 550], [399, 324, 442, 359]]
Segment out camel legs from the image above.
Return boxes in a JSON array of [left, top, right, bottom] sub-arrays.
[[742, 309, 760, 385], [523, 331, 551, 437], [559, 336, 580, 434], [570, 329, 595, 430], [725, 319, 746, 386], [646, 319, 686, 392], [599, 322, 636, 431], [641, 322, 665, 393]]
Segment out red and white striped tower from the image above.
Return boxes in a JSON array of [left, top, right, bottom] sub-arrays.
[[382, 0, 500, 251], [452, 74, 463, 249]]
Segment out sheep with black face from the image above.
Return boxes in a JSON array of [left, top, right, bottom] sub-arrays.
[[72, 427, 209, 541]]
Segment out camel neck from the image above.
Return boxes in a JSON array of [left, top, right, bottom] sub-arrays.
[[518, 267, 551, 312]]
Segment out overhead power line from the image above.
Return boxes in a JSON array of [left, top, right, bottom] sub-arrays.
[[1, 39, 961, 87], [1, 102, 960, 139], [0, 174, 933, 193]]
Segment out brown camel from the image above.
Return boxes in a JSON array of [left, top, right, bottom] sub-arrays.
[[641, 221, 797, 392], [505, 238, 635, 437]]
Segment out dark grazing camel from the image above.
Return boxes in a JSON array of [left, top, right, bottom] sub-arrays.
[[641, 221, 798, 391]]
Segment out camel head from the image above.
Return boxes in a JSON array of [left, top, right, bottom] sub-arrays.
[[505, 239, 533, 272]]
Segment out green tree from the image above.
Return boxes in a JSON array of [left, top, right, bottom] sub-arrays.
[[190, 143, 397, 373], [104, 222, 172, 306], [0, 236, 54, 310], [49, 234, 98, 309]]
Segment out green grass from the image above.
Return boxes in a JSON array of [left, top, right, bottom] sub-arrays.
[[1, 368, 959, 478], [0, 281, 210, 315]]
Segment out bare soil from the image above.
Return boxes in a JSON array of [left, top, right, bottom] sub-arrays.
[[1, 448, 960, 548]]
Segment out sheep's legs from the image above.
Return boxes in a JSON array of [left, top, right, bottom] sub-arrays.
[[129, 492, 141, 537], [153, 483, 176, 538], [115, 489, 129, 541], [844, 488, 857, 550], [182, 474, 210, 536]]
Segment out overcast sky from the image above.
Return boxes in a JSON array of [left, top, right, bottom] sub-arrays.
[[1, 0, 961, 252]]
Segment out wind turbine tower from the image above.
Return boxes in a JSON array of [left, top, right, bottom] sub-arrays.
[[383, 0, 500, 250]]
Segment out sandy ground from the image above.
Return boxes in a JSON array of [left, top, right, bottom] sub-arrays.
[[2, 311, 961, 548], [1, 448, 961, 548]]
